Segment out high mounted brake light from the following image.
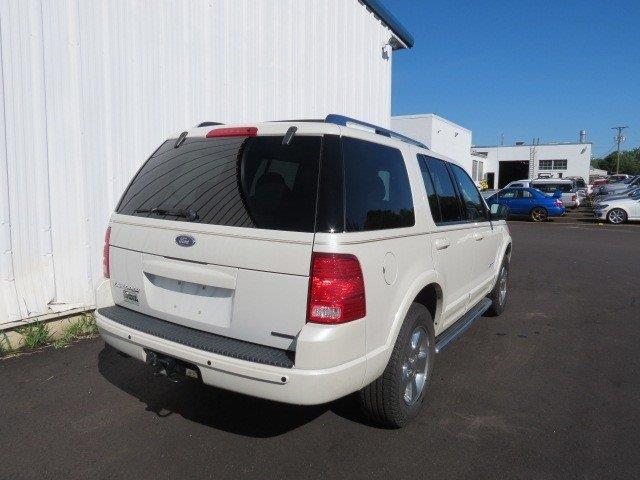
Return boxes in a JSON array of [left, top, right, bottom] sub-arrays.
[[206, 127, 258, 138], [102, 227, 111, 278], [307, 253, 366, 324]]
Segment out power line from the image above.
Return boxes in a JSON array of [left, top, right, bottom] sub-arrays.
[[611, 125, 629, 174]]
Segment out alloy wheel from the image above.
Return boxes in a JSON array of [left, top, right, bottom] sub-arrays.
[[499, 265, 508, 306], [402, 327, 429, 405], [608, 209, 626, 224]]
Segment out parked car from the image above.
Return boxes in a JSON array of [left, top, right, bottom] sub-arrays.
[[594, 190, 640, 224], [94, 116, 512, 428], [504, 178, 580, 208], [607, 174, 629, 182], [486, 187, 565, 222], [565, 176, 588, 196], [589, 178, 609, 194], [599, 186, 640, 202], [598, 175, 640, 196]]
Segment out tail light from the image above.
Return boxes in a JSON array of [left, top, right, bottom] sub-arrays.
[[555, 199, 563, 207], [206, 127, 258, 138], [307, 253, 366, 324], [102, 227, 111, 278], [572, 194, 577, 201]]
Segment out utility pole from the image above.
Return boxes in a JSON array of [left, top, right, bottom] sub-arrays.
[[611, 126, 628, 174]]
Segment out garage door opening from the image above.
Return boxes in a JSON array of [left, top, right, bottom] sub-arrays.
[[498, 161, 529, 188]]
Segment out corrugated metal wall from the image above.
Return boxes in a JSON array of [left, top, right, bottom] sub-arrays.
[[0, 0, 396, 325]]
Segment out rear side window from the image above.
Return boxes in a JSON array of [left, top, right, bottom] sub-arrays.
[[422, 157, 462, 223], [116, 135, 321, 232], [343, 138, 415, 231], [450, 164, 488, 221], [417, 155, 441, 223]]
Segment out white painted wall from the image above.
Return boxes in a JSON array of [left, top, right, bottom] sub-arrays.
[[391, 114, 477, 177], [0, 0, 402, 324], [473, 143, 593, 188]]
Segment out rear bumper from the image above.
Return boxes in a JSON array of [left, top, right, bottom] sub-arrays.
[[95, 309, 367, 405], [548, 206, 566, 216]]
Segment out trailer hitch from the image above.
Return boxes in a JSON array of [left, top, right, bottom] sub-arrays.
[[146, 351, 185, 383]]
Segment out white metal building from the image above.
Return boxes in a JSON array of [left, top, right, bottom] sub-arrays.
[[472, 140, 593, 189], [0, 0, 414, 325], [391, 114, 593, 190], [391, 114, 485, 182]]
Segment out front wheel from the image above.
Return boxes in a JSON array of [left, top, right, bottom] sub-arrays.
[[607, 208, 627, 224], [487, 256, 509, 316], [530, 207, 548, 222], [359, 303, 435, 428]]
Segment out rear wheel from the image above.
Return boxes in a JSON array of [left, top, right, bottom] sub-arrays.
[[359, 303, 435, 428], [607, 208, 627, 224], [530, 207, 548, 222]]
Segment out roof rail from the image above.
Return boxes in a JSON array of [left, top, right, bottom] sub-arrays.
[[197, 121, 225, 127], [325, 114, 428, 149]]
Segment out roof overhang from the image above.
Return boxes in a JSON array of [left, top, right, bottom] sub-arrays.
[[361, 0, 414, 49]]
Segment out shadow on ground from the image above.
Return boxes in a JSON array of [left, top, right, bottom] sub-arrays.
[[97, 344, 375, 438]]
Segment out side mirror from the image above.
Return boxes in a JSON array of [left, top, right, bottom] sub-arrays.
[[490, 203, 509, 220]]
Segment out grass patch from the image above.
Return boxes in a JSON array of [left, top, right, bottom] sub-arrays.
[[0, 332, 13, 356], [15, 321, 51, 350], [53, 314, 99, 349]]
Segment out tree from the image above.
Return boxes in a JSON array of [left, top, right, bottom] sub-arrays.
[[592, 148, 640, 175]]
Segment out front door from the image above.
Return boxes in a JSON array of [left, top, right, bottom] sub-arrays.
[[449, 164, 501, 305]]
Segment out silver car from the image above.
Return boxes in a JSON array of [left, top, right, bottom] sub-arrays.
[[598, 176, 640, 196]]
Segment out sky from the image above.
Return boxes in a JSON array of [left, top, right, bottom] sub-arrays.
[[384, 0, 640, 157]]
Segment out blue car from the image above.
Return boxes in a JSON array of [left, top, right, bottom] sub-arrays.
[[486, 187, 565, 222]]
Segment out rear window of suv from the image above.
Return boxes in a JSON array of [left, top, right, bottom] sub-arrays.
[[116, 135, 321, 232]]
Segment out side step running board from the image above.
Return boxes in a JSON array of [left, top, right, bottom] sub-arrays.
[[435, 298, 492, 353]]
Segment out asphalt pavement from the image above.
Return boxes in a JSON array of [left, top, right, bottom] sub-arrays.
[[1, 220, 639, 480]]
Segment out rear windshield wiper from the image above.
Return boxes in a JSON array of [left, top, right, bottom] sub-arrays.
[[134, 207, 199, 221]]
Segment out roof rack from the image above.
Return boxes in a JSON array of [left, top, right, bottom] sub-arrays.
[[325, 114, 428, 149]]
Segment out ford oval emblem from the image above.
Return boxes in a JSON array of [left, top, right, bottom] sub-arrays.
[[175, 235, 196, 247]]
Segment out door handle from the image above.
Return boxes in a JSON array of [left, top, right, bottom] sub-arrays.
[[435, 238, 450, 250]]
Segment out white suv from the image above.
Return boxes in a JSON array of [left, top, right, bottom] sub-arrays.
[[96, 115, 512, 427]]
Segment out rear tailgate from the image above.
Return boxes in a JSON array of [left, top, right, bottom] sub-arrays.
[[107, 132, 324, 350]]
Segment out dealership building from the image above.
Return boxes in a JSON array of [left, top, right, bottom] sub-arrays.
[[472, 139, 593, 189], [392, 115, 593, 189]]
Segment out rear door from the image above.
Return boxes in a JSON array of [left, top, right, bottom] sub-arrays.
[[108, 132, 325, 350], [418, 155, 475, 328], [508, 188, 533, 215]]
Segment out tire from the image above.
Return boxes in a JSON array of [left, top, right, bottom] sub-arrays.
[[530, 207, 548, 222], [486, 255, 509, 316], [359, 303, 435, 428], [607, 208, 627, 224]]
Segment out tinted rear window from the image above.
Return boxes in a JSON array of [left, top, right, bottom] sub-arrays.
[[342, 138, 415, 232], [116, 135, 321, 232]]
